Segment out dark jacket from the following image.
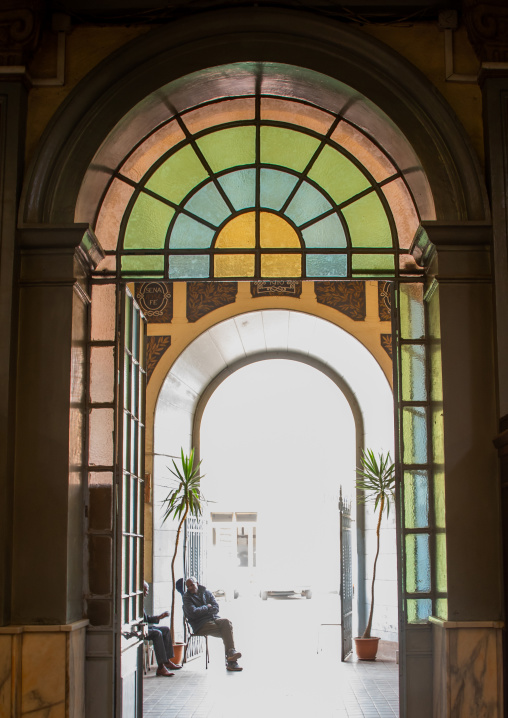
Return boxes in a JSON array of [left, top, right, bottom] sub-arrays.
[[183, 584, 220, 632]]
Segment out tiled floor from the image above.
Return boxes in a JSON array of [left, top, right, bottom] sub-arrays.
[[143, 595, 399, 717]]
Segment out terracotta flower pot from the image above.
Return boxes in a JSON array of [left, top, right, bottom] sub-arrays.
[[172, 642, 186, 664], [354, 636, 380, 660]]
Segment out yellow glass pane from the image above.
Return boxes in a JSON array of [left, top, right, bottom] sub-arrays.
[[331, 122, 395, 182], [95, 178, 134, 251], [260, 98, 334, 135], [120, 120, 186, 182], [183, 98, 256, 135], [216, 212, 256, 248], [261, 253, 301, 277], [383, 178, 420, 249], [260, 212, 301, 248], [215, 254, 255, 277]]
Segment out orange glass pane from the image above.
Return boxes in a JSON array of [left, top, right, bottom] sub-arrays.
[[261, 253, 301, 277], [331, 122, 395, 182], [215, 254, 255, 277], [120, 120, 186, 182], [95, 179, 135, 251], [216, 212, 256, 248], [260, 98, 334, 135], [383, 178, 420, 249], [183, 98, 256, 135], [260, 212, 301, 248]]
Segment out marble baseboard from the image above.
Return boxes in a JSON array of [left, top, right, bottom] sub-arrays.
[[0, 621, 88, 718]]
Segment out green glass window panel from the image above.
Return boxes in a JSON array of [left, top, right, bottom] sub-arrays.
[[196, 127, 256, 173], [260, 127, 320, 172], [308, 146, 371, 205], [434, 468, 446, 529], [306, 254, 347, 277], [121, 255, 164, 274], [302, 214, 347, 248], [401, 344, 427, 401], [406, 533, 431, 592], [168, 255, 209, 279], [407, 598, 432, 624], [285, 181, 332, 225], [436, 532, 447, 594], [260, 169, 298, 210], [404, 470, 429, 529], [218, 169, 255, 210], [430, 341, 443, 403], [170, 215, 215, 249], [351, 254, 395, 274], [343, 193, 392, 248], [402, 406, 428, 464], [435, 598, 448, 620], [184, 182, 231, 226], [400, 283, 425, 340], [432, 407, 444, 465], [146, 145, 208, 205], [124, 194, 175, 249]]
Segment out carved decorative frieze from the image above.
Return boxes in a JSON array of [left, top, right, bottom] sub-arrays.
[[464, 0, 508, 63], [378, 281, 392, 321], [135, 281, 173, 323], [0, 3, 43, 66], [251, 280, 302, 298], [381, 333, 393, 360], [314, 281, 366, 321], [187, 281, 237, 323], [146, 335, 171, 383]]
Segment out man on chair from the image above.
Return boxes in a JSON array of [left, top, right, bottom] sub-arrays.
[[143, 581, 182, 677], [183, 577, 243, 671]]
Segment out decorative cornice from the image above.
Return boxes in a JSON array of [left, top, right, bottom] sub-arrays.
[[0, 3, 43, 67], [464, 0, 508, 64]]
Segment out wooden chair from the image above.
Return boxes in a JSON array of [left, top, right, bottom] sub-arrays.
[[143, 639, 155, 674]]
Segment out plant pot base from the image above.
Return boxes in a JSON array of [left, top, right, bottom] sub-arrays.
[[354, 636, 380, 660], [172, 642, 186, 665]]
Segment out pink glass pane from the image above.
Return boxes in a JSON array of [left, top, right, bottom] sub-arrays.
[[89, 408, 115, 466], [91, 284, 116, 341], [94, 255, 116, 273], [383, 178, 420, 249], [399, 253, 422, 273], [95, 179, 134, 251], [120, 120, 186, 182], [90, 346, 115, 403], [183, 98, 256, 135], [260, 98, 334, 135], [89, 471, 113, 487], [331, 122, 395, 182]]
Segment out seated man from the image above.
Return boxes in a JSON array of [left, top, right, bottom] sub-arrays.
[[183, 577, 243, 671], [143, 581, 182, 677]]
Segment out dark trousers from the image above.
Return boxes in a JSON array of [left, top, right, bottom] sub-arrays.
[[148, 625, 174, 665], [195, 618, 235, 654]]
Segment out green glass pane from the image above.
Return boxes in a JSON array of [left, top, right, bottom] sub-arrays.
[[218, 169, 255, 210], [434, 468, 446, 529], [121, 255, 164, 275], [407, 598, 432, 624], [308, 146, 371, 205], [170, 214, 215, 249], [260, 169, 298, 210], [168, 255, 209, 279], [146, 145, 208, 205], [306, 254, 347, 277], [197, 127, 256, 173], [184, 182, 231, 226], [404, 470, 429, 529], [436, 532, 447, 594], [432, 407, 444, 466], [351, 254, 395, 274], [401, 344, 427, 401], [430, 341, 443, 404], [124, 194, 174, 249], [343, 193, 392, 248], [400, 283, 425, 339], [406, 534, 431, 592], [302, 215, 347, 248], [260, 127, 320, 172], [435, 598, 448, 620], [285, 181, 332, 225], [402, 406, 428, 464]]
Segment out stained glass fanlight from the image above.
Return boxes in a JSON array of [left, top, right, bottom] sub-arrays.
[[94, 94, 421, 280]]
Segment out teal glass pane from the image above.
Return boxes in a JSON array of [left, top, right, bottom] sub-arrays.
[[121, 255, 164, 275], [343, 192, 392, 247], [168, 255, 209, 279], [285, 181, 332, 225], [302, 214, 347, 248], [400, 283, 425, 339], [404, 471, 429, 528], [184, 182, 231, 226], [352, 254, 395, 274], [401, 344, 427, 401], [407, 598, 432, 624], [146, 145, 208, 205], [306, 254, 347, 277], [197, 126, 256, 172], [406, 533, 431, 592], [402, 406, 428, 464], [124, 194, 175, 249], [259, 168, 298, 210], [169, 215, 215, 249], [218, 169, 255, 210]]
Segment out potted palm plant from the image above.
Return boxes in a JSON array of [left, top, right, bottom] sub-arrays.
[[161, 447, 204, 663], [354, 448, 395, 660]]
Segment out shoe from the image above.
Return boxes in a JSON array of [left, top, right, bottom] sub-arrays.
[[226, 648, 242, 661], [226, 660, 243, 671], [165, 660, 182, 669], [156, 666, 174, 677]]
